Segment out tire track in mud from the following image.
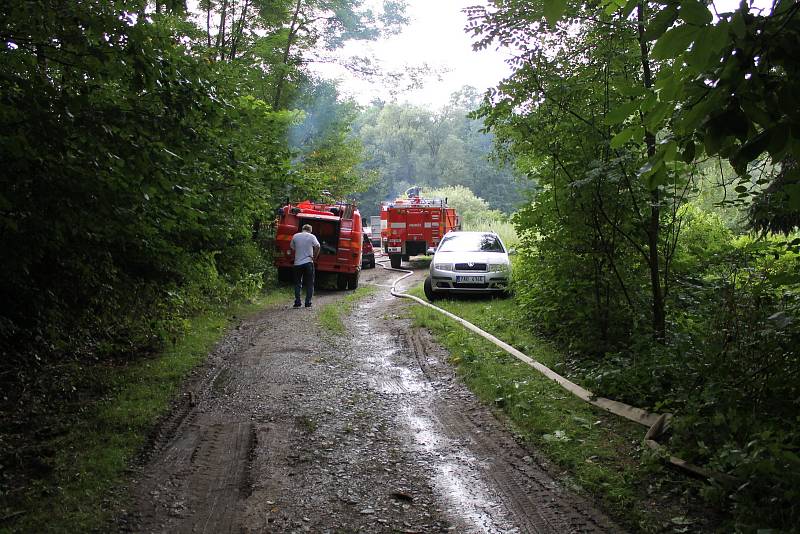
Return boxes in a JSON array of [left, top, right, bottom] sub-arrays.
[[123, 316, 260, 534], [121, 289, 324, 534], [128, 416, 255, 533]]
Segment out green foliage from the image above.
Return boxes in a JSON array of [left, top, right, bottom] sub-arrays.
[[0, 3, 291, 361], [423, 185, 492, 224], [289, 81, 376, 200], [669, 204, 734, 275], [598, 0, 800, 226], [571, 226, 800, 530], [542, 0, 569, 27]]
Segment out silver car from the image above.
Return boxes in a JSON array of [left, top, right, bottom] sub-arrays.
[[424, 231, 511, 300]]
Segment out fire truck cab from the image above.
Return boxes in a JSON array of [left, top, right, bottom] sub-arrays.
[[380, 195, 459, 269], [274, 200, 363, 290]]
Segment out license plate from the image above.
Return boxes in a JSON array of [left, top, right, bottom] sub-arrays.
[[388, 247, 401, 253], [456, 275, 484, 283]]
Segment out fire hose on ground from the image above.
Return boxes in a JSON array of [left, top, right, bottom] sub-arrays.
[[377, 259, 736, 486]]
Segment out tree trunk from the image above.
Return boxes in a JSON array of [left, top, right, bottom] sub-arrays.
[[637, 1, 666, 341], [206, 1, 212, 48], [648, 189, 665, 340], [216, 0, 229, 60], [229, 0, 251, 61], [273, 0, 303, 109]]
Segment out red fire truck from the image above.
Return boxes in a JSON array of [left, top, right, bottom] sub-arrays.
[[380, 194, 459, 269], [274, 200, 363, 289]]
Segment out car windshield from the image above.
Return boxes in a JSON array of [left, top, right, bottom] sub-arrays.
[[438, 233, 505, 253]]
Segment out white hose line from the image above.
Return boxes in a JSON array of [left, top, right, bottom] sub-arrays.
[[380, 263, 736, 485]]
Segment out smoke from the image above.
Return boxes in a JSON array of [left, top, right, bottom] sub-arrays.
[[287, 81, 345, 150]]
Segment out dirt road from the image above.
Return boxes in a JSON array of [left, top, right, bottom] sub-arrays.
[[120, 262, 622, 533]]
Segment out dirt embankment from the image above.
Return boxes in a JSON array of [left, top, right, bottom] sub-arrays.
[[119, 264, 622, 533]]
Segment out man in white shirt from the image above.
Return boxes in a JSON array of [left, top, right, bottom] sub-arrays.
[[290, 224, 321, 308]]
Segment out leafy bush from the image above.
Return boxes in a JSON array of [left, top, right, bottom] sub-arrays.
[[0, 5, 294, 371], [670, 204, 736, 276], [512, 190, 800, 528], [510, 180, 650, 355], [590, 225, 800, 530]]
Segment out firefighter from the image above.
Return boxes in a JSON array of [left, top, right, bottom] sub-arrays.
[[290, 224, 321, 308]]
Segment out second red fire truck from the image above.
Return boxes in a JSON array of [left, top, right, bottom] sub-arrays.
[[380, 192, 460, 269]]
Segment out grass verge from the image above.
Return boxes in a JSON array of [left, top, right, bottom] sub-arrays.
[[405, 285, 707, 532], [1, 286, 293, 534], [318, 285, 378, 334]]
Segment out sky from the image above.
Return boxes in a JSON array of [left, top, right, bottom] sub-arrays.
[[311, 0, 513, 109], [312, 0, 770, 110]]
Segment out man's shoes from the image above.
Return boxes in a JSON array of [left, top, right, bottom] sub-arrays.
[[304, 303, 312, 308], [293, 302, 302, 308]]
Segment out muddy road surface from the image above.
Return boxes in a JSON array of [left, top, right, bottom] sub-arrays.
[[121, 261, 622, 533]]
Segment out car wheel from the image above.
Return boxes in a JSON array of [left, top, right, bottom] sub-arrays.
[[370, 259, 376, 269], [424, 276, 439, 301]]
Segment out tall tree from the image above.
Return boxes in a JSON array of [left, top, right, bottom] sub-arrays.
[[288, 79, 375, 200], [468, 0, 695, 341]]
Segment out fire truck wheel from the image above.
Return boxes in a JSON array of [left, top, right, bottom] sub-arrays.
[[348, 271, 360, 290], [336, 274, 348, 290], [424, 276, 439, 301], [389, 254, 401, 269]]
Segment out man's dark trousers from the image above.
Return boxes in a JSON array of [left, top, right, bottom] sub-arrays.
[[293, 262, 315, 306]]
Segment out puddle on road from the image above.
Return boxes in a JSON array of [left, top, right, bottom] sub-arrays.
[[364, 341, 431, 395], [351, 291, 519, 533], [353, 312, 432, 395], [403, 409, 518, 534]]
